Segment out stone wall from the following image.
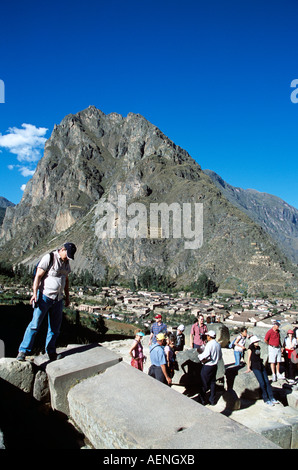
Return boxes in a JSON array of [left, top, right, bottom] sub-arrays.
[[0, 341, 285, 449]]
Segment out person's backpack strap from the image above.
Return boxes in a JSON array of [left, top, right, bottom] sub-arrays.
[[33, 251, 54, 279], [150, 344, 161, 352], [48, 251, 54, 272]]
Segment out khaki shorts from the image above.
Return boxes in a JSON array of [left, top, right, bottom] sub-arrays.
[[268, 345, 282, 363]]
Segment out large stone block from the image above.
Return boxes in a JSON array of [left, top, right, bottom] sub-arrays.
[[230, 401, 298, 449], [68, 361, 280, 449], [43, 343, 121, 415], [174, 348, 225, 386], [226, 365, 262, 400], [209, 323, 230, 348], [0, 358, 35, 394], [33, 369, 50, 403], [287, 390, 298, 411]]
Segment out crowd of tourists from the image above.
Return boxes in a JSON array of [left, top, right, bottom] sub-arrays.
[[129, 314, 298, 407], [129, 313, 223, 406]]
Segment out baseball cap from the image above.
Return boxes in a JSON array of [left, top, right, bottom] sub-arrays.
[[154, 314, 162, 319], [207, 330, 216, 338], [177, 324, 185, 332], [64, 242, 77, 260], [156, 333, 166, 341], [136, 331, 145, 337]]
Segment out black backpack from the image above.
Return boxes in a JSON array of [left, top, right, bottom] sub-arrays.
[[32, 251, 54, 279]]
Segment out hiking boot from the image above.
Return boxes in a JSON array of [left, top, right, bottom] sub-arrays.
[[47, 352, 57, 361], [47, 352, 63, 361], [16, 352, 26, 361]]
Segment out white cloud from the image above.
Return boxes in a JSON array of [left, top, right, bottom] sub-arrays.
[[7, 163, 35, 177], [18, 166, 35, 177], [20, 184, 27, 191], [0, 123, 48, 163]]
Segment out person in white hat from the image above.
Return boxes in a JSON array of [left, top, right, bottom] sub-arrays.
[[175, 324, 185, 352], [246, 335, 279, 406], [198, 330, 222, 405]]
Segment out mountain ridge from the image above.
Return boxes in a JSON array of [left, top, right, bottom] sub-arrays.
[[204, 169, 298, 265], [0, 106, 296, 296]]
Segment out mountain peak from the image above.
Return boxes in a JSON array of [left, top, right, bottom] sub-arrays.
[[0, 107, 296, 295]]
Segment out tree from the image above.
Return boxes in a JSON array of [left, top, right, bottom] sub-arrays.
[[190, 273, 217, 297], [137, 268, 172, 292]]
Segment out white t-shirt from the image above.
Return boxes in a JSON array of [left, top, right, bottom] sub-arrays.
[[234, 334, 246, 352], [198, 339, 222, 366], [38, 250, 71, 301], [284, 336, 297, 350]]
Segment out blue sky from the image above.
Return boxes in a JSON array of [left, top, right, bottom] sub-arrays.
[[0, 0, 297, 208]]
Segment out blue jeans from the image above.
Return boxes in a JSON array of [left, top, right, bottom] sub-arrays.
[[19, 292, 63, 355], [234, 350, 242, 366], [253, 367, 274, 402]]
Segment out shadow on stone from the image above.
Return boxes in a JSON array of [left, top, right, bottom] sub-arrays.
[[0, 377, 85, 449]]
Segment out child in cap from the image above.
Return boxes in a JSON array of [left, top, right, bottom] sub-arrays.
[[175, 324, 185, 352]]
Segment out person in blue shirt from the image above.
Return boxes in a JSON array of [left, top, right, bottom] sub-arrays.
[[149, 314, 167, 345], [148, 333, 172, 385]]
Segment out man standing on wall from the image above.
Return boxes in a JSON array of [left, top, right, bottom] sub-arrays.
[[17, 242, 76, 362]]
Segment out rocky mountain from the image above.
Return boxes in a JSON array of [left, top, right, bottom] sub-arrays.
[[0, 106, 296, 295], [204, 170, 298, 265], [0, 197, 15, 226]]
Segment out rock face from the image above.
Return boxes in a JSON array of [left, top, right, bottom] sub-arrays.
[[204, 169, 298, 265], [0, 197, 15, 226], [0, 106, 296, 295], [0, 358, 35, 394]]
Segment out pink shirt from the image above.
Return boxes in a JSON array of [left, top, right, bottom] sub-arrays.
[[132, 340, 144, 359], [191, 323, 208, 345]]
